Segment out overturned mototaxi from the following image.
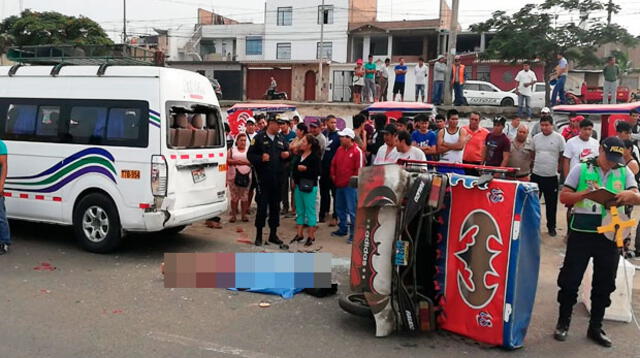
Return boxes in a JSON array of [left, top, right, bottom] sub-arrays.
[[339, 162, 541, 349]]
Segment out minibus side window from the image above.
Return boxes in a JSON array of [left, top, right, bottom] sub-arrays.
[[6, 104, 37, 135], [106, 108, 141, 141], [36, 106, 60, 137], [69, 106, 107, 144]]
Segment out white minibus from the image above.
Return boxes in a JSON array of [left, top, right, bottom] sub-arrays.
[[0, 65, 228, 252]]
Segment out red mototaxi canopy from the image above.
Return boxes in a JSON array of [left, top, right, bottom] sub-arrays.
[[366, 101, 435, 113], [552, 102, 640, 115], [227, 103, 297, 114]]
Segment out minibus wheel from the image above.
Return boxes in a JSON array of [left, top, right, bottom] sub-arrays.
[[73, 193, 123, 253]]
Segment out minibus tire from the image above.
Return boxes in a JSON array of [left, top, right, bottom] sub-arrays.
[[73, 193, 123, 253]]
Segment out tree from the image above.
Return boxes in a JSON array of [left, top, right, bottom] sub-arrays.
[[0, 10, 112, 49], [470, 0, 637, 105]]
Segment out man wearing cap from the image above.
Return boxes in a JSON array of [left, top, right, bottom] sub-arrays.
[[373, 124, 399, 165], [451, 56, 467, 106], [330, 128, 365, 243], [484, 117, 511, 167], [432, 55, 447, 105], [247, 116, 291, 248], [562, 113, 582, 141], [554, 137, 640, 347], [245, 117, 258, 141]]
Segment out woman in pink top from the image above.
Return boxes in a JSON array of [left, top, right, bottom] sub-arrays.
[[227, 133, 252, 223]]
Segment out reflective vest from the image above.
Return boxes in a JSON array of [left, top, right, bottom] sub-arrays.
[[452, 64, 465, 84], [570, 162, 626, 233]]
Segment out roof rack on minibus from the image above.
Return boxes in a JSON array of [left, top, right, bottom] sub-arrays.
[[8, 64, 24, 77], [50, 63, 69, 77], [6, 44, 159, 71]]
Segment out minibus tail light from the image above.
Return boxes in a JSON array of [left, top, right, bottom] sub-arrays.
[[151, 155, 168, 197]]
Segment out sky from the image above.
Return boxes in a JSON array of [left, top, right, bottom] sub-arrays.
[[1, 0, 640, 41]]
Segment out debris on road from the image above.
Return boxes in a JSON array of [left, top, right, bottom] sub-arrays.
[[33, 262, 56, 271], [259, 301, 271, 308]]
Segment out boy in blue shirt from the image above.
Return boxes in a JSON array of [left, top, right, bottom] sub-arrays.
[[0, 139, 10, 255], [411, 114, 437, 161]]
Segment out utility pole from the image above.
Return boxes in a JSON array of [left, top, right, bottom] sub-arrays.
[[122, 0, 127, 44], [318, 0, 325, 102], [444, 0, 460, 106]]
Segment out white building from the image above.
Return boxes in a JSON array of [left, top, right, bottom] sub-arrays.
[[263, 0, 349, 63]]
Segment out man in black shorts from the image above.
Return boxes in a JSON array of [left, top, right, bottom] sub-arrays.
[[393, 58, 407, 102]]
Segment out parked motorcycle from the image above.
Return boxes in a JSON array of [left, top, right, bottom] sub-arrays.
[[264, 88, 288, 100]]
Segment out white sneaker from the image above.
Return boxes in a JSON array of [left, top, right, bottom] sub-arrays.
[[0, 244, 8, 255]]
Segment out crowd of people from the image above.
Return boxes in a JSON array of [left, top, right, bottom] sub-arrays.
[[220, 109, 630, 248]]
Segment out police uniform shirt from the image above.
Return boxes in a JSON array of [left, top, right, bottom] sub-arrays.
[[248, 131, 289, 179], [564, 163, 638, 216]]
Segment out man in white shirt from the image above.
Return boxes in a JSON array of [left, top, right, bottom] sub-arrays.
[[379, 58, 391, 102], [515, 61, 537, 119], [503, 115, 521, 140], [414, 57, 428, 103], [531, 116, 566, 237], [373, 124, 399, 165], [396, 130, 427, 161], [563, 119, 599, 177]]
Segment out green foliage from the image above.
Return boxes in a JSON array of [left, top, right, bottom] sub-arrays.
[[470, 0, 637, 104], [0, 10, 112, 49], [470, 0, 637, 69]]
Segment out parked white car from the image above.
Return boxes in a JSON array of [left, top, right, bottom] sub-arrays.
[[462, 80, 518, 107]]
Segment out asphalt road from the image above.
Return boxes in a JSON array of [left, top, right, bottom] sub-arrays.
[[1, 207, 640, 358]]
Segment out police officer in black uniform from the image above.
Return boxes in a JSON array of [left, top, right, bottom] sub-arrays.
[[247, 115, 290, 248], [555, 137, 640, 347]]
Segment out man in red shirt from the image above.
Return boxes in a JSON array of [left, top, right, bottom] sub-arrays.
[[562, 114, 582, 141], [462, 111, 489, 176], [330, 128, 365, 243]]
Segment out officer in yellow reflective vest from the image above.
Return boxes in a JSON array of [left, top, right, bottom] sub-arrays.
[[554, 137, 640, 347]]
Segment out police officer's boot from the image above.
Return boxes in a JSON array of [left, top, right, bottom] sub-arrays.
[[255, 228, 263, 246], [587, 326, 612, 348], [553, 307, 571, 342], [587, 305, 613, 347], [268, 230, 289, 250]]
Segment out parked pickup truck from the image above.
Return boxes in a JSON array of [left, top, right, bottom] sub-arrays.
[[566, 82, 631, 104]]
